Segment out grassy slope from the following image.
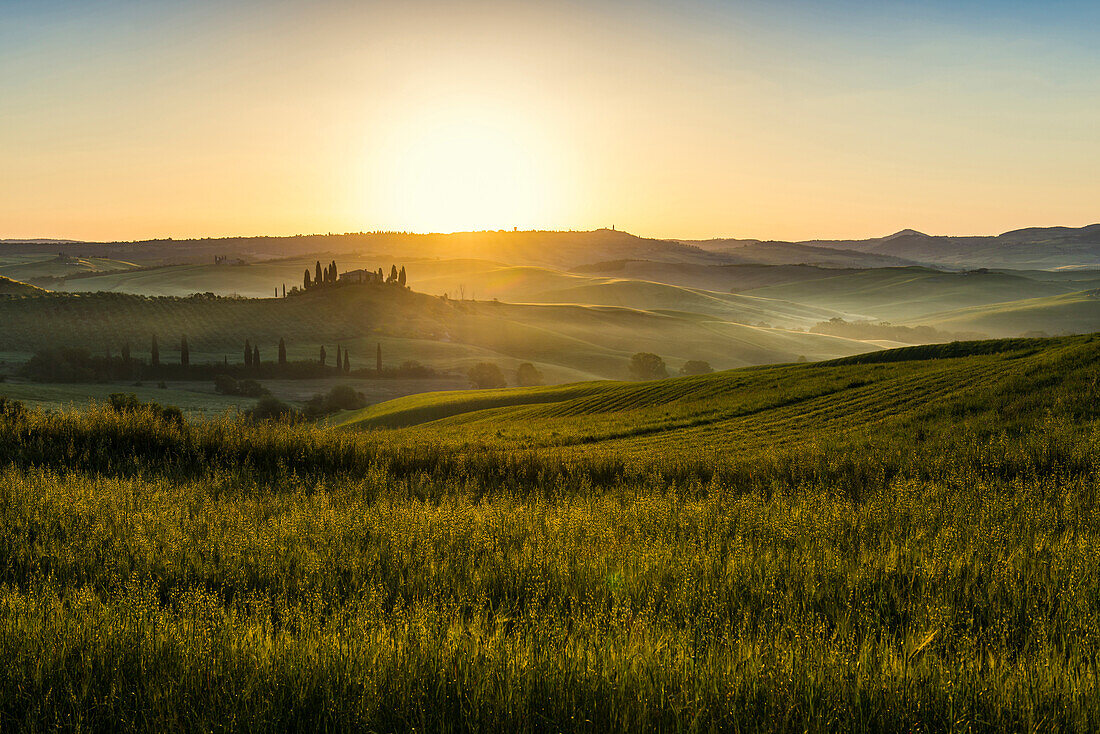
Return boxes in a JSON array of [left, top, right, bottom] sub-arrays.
[[742, 266, 1074, 321], [3, 335, 1100, 729], [913, 290, 1100, 336], [334, 334, 1090, 460]]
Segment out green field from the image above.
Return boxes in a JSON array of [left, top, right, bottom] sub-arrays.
[[1, 334, 1100, 730]]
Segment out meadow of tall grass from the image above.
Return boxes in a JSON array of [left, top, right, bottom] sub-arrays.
[[2, 336, 1100, 731]]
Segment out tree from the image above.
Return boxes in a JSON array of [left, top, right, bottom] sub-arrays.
[[278, 337, 287, 365], [516, 362, 543, 387], [389, 264, 398, 283], [335, 345, 342, 371], [252, 345, 259, 366], [151, 334, 160, 367], [679, 360, 712, 376], [629, 352, 667, 380], [315, 261, 322, 287], [376, 343, 382, 372], [244, 340, 252, 367], [398, 266, 406, 287], [282, 283, 286, 297], [319, 345, 327, 366], [343, 349, 350, 373], [468, 362, 507, 389], [304, 269, 312, 289], [180, 334, 189, 367]]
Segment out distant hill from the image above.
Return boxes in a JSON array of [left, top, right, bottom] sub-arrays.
[[2, 230, 732, 270], [679, 238, 919, 268], [13, 224, 1100, 271], [801, 224, 1100, 269], [739, 266, 1075, 321]]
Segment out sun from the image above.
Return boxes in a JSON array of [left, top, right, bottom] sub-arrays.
[[366, 110, 562, 233]]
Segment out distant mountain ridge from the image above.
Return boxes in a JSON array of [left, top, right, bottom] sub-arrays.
[[799, 223, 1100, 269], [5, 223, 1100, 270]]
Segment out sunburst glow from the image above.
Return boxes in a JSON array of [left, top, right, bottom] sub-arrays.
[[368, 111, 563, 234]]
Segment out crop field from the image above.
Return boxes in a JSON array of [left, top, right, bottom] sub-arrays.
[[0, 334, 1099, 730]]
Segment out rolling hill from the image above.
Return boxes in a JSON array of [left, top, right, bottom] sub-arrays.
[[331, 333, 1100, 463], [802, 223, 1100, 269], [739, 266, 1076, 321], [0, 285, 881, 381]]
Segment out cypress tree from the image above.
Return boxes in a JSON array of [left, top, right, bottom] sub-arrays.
[[278, 337, 287, 365], [253, 345, 259, 367], [389, 264, 398, 283], [180, 334, 189, 367], [319, 345, 327, 366], [304, 269, 312, 289], [282, 283, 286, 297], [343, 349, 350, 373], [315, 261, 322, 286], [335, 345, 342, 370], [376, 343, 382, 373], [151, 335, 160, 367], [398, 265, 406, 287], [245, 340, 252, 367]]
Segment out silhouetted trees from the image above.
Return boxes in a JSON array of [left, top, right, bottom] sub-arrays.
[[343, 349, 350, 373], [304, 269, 312, 289], [629, 352, 668, 380], [180, 335, 189, 367], [252, 345, 259, 366], [679, 360, 713, 376], [468, 362, 507, 389], [315, 261, 322, 286], [398, 266, 406, 287], [319, 345, 327, 366], [335, 345, 342, 371], [516, 362, 543, 387], [278, 338, 287, 365]]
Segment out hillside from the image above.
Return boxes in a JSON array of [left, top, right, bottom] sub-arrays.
[[4, 229, 732, 270], [333, 334, 1098, 461], [740, 266, 1075, 321], [5, 333, 1100, 730], [0, 276, 45, 295], [913, 289, 1100, 337], [0, 286, 880, 381], [803, 223, 1100, 269]]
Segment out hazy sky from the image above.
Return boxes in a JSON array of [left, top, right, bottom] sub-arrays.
[[2, 0, 1098, 241]]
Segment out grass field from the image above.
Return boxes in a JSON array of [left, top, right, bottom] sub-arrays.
[[1, 334, 1099, 730]]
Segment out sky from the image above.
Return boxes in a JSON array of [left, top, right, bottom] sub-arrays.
[[1, 0, 1098, 242]]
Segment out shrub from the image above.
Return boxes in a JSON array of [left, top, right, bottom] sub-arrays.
[[629, 352, 668, 380], [679, 360, 713, 376], [247, 395, 296, 421], [516, 362, 543, 387], [468, 362, 507, 389]]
